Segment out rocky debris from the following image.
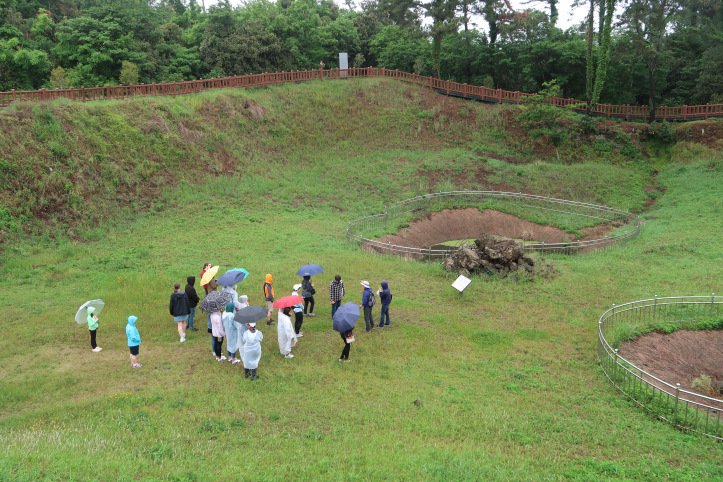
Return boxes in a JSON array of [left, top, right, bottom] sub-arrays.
[[442, 235, 555, 278]]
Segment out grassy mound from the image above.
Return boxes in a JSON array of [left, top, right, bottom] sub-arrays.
[[0, 79, 721, 480]]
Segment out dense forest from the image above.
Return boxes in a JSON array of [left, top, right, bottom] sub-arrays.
[[1, 0, 721, 108]]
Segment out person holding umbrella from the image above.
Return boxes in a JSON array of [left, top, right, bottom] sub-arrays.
[[297, 264, 323, 317], [263, 274, 275, 325], [211, 304, 227, 361], [169, 283, 191, 343], [329, 275, 345, 320], [277, 307, 298, 359], [333, 302, 359, 362], [200, 263, 213, 294], [87, 306, 102, 352]]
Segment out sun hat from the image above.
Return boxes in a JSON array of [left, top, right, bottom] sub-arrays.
[[293, 283, 302, 291], [248, 322, 256, 327], [361, 281, 370, 289]]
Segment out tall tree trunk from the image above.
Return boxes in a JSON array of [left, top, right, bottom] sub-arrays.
[[591, 0, 615, 106], [585, 0, 595, 109], [433, 31, 442, 78], [647, 60, 657, 122], [549, 0, 558, 25]]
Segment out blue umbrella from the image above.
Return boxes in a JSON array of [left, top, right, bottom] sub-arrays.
[[297, 264, 324, 276], [217, 268, 249, 287], [332, 302, 359, 333]]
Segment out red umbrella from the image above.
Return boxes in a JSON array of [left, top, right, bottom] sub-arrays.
[[273, 295, 304, 309]]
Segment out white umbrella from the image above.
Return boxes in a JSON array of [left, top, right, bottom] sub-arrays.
[[75, 299, 105, 324]]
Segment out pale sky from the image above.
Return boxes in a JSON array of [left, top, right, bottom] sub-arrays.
[[205, 0, 590, 30]]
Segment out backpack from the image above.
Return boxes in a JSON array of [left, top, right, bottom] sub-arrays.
[[367, 292, 376, 307]]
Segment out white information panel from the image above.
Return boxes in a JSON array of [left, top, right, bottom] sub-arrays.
[[452, 275, 471, 293], [339, 52, 348, 78]]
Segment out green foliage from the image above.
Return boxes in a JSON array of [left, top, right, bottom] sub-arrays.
[[119, 60, 139, 85]]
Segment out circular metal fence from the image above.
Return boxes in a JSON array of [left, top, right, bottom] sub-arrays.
[[598, 295, 722, 440], [346, 191, 640, 258]]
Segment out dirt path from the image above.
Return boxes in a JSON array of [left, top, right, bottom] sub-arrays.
[[378, 208, 617, 248], [618, 330, 723, 399]]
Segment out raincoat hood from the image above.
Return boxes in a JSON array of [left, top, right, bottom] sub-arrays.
[[127, 315, 138, 326], [86, 306, 99, 330], [187, 276, 195, 286], [381, 281, 389, 290], [265, 274, 273, 284], [225, 302, 235, 313], [239, 295, 248, 303], [87, 306, 96, 316]]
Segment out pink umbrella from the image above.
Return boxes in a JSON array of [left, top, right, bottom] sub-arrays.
[[273, 295, 304, 309]]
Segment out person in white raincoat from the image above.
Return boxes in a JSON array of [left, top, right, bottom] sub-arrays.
[[242, 322, 263, 380], [277, 307, 297, 359], [221, 302, 240, 364], [234, 295, 249, 357]]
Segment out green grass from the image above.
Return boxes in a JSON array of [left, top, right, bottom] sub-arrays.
[[0, 80, 722, 480]]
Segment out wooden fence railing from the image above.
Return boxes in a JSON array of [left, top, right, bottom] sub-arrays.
[[1, 67, 721, 121]]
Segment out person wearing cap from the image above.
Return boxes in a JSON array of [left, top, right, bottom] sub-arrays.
[[277, 307, 297, 359], [360, 280, 376, 332], [292, 284, 304, 336], [125, 315, 142, 368], [263, 274, 275, 325], [329, 275, 345, 320], [86, 306, 102, 352], [242, 322, 263, 380], [301, 274, 316, 317]]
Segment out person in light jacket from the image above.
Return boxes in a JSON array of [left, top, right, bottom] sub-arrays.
[[126, 315, 142, 368], [277, 307, 298, 359], [87, 306, 102, 352], [222, 302, 240, 364], [211, 308, 226, 362], [242, 322, 263, 380]]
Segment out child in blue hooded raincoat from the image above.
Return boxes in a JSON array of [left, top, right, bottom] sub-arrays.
[[126, 315, 142, 368]]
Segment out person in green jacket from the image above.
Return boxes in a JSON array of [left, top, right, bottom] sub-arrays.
[[87, 306, 102, 352]]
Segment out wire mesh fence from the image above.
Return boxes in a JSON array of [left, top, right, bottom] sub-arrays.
[[597, 295, 723, 441], [346, 191, 640, 259]]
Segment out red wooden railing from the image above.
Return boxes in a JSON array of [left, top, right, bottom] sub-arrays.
[[1, 67, 721, 121]]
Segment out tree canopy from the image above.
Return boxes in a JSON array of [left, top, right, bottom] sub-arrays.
[[0, 0, 720, 107]]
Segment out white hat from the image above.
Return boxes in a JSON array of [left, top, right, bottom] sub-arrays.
[[248, 322, 256, 327], [361, 281, 370, 289], [293, 283, 302, 291]]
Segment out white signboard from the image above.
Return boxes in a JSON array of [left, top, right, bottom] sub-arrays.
[[339, 52, 348, 78], [452, 275, 471, 293]]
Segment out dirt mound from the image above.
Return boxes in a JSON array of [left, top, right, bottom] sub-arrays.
[[378, 208, 614, 249], [243, 100, 265, 121], [618, 330, 723, 399]]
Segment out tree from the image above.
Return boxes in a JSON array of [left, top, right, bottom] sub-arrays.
[[119, 60, 139, 84], [622, 0, 683, 121], [423, 0, 459, 77]]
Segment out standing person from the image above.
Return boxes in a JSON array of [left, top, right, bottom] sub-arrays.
[[169, 283, 191, 343], [185, 276, 200, 331], [292, 284, 304, 337], [339, 328, 353, 362], [205, 279, 219, 353], [222, 302, 240, 364], [87, 306, 102, 352], [263, 274, 275, 325], [301, 275, 316, 316], [277, 307, 298, 359], [378, 280, 392, 328], [211, 307, 226, 361], [222, 284, 243, 311], [126, 315, 142, 368], [360, 281, 375, 332], [242, 322, 263, 380], [200, 263, 212, 294], [329, 275, 345, 320], [234, 295, 249, 356]]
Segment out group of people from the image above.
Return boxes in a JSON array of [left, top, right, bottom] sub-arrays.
[[83, 263, 394, 376]]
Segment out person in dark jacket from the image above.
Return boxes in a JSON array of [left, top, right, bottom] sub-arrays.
[[185, 276, 200, 331], [301, 274, 316, 316], [377, 280, 392, 328], [169, 283, 191, 343]]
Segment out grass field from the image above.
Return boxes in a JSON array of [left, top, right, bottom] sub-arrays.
[[0, 79, 721, 480]]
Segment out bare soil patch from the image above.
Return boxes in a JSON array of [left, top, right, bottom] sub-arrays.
[[377, 208, 616, 248], [618, 330, 723, 399]]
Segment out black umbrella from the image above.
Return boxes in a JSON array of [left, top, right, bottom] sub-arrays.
[[332, 302, 360, 333], [234, 306, 268, 324], [200, 290, 232, 313]]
